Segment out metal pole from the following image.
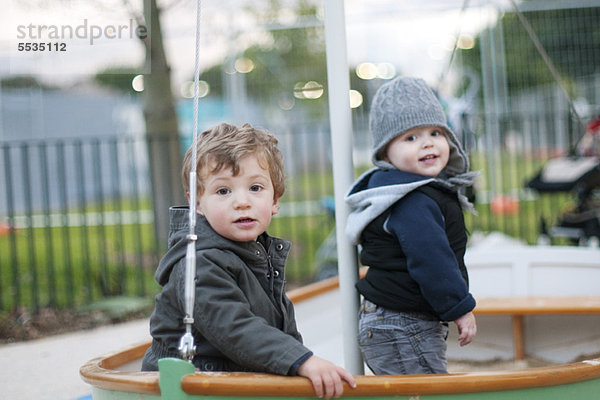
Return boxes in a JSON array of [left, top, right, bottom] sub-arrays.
[[323, 0, 363, 374]]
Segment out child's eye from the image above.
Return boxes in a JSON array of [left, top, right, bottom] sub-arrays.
[[250, 184, 263, 192], [405, 135, 417, 142], [216, 188, 230, 195], [431, 130, 441, 137]]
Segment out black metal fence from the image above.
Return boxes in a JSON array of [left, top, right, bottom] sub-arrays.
[[0, 109, 590, 314], [1, 135, 157, 313], [0, 128, 344, 313]]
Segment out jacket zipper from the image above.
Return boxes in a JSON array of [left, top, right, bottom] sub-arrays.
[[257, 241, 275, 293]]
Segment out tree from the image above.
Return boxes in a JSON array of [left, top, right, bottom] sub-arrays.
[[126, 0, 186, 247], [22, 0, 186, 246]]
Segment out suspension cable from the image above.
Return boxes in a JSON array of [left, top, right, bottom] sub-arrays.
[[178, 0, 202, 363], [508, 0, 583, 127], [437, 0, 471, 92]]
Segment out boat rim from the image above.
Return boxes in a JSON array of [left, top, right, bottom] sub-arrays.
[[80, 274, 600, 397]]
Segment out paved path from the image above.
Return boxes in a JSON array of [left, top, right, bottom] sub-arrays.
[[0, 318, 151, 400], [0, 285, 468, 400], [0, 289, 345, 400]]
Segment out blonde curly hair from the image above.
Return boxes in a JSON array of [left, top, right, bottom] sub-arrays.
[[182, 122, 285, 200]]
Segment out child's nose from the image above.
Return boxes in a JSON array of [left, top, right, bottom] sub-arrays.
[[422, 138, 434, 147], [233, 192, 251, 208]]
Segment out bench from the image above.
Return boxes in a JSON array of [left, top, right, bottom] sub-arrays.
[[474, 296, 600, 360], [289, 268, 600, 361]]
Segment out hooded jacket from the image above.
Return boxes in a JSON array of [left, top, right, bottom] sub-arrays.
[[142, 206, 311, 375], [345, 169, 476, 322]]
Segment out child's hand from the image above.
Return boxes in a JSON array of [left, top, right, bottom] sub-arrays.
[[296, 355, 356, 399], [454, 312, 477, 346]]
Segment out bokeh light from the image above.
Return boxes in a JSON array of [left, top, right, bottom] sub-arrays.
[[131, 74, 144, 92], [356, 62, 396, 80], [278, 93, 295, 110], [293, 82, 305, 99], [302, 81, 323, 99], [457, 34, 475, 49], [376, 63, 396, 79], [234, 57, 255, 73], [294, 81, 324, 99], [180, 80, 210, 99], [349, 89, 363, 108], [356, 62, 378, 80]]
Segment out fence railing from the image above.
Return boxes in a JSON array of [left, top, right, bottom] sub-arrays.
[[0, 114, 587, 313], [1, 135, 158, 313]]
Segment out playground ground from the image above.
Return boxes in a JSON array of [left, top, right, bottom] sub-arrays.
[[0, 317, 150, 400]]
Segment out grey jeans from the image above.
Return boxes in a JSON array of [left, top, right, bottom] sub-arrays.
[[358, 300, 449, 375]]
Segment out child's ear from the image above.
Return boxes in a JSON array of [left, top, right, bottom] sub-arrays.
[[187, 191, 204, 215], [271, 197, 280, 216]]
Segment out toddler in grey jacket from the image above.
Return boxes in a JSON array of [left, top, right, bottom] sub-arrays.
[[143, 122, 355, 398]]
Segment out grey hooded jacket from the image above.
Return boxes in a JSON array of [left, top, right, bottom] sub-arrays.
[[142, 206, 311, 375]]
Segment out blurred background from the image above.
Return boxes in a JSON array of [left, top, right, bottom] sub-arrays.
[[1, 0, 599, 328]]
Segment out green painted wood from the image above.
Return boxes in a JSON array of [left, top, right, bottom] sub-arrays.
[[86, 372, 600, 399], [90, 387, 161, 400], [160, 376, 600, 400], [158, 357, 195, 400]]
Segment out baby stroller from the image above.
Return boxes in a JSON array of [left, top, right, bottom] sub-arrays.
[[526, 116, 600, 246]]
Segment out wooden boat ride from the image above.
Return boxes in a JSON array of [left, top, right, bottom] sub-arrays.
[[81, 261, 600, 400], [81, 347, 600, 399]]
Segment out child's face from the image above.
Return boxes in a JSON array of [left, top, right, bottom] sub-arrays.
[[196, 154, 279, 242], [384, 126, 450, 177]]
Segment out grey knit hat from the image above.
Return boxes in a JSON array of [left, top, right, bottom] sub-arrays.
[[369, 76, 469, 176]]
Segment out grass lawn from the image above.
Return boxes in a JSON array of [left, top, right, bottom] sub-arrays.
[[0, 154, 580, 312]]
